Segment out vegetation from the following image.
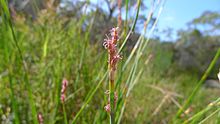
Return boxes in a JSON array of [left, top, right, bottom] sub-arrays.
[[0, 0, 220, 124]]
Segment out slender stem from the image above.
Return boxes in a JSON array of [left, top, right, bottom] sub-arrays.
[[198, 108, 220, 124], [71, 72, 108, 124], [118, 0, 141, 53], [8, 66, 20, 124], [62, 103, 68, 124], [176, 48, 220, 118], [109, 68, 115, 124], [183, 98, 220, 124], [0, 0, 38, 123]]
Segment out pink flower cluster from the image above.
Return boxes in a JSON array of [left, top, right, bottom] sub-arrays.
[[104, 92, 118, 113], [103, 27, 121, 113], [61, 79, 68, 103], [37, 113, 44, 124], [103, 27, 122, 71]]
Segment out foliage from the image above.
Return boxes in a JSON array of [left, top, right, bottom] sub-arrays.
[[1, 0, 220, 124], [188, 11, 220, 35]]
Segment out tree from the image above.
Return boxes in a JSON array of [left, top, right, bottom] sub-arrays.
[[187, 11, 220, 35], [174, 27, 220, 76], [8, 0, 61, 19]]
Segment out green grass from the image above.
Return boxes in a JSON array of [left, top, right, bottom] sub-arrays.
[[1, 0, 220, 124]]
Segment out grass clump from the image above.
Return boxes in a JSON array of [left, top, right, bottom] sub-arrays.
[[1, 0, 220, 124]]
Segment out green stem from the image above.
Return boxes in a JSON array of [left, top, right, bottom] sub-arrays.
[[118, 0, 141, 53], [176, 48, 220, 119], [0, 0, 38, 123], [109, 69, 115, 124], [183, 98, 220, 124], [8, 66, 20, 124], [71, 72, 108, 124], [63, 103, 68, 124]]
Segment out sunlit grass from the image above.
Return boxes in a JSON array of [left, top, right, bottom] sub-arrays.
[[1, 0, 220, 124]]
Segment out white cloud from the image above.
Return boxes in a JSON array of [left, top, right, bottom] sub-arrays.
[[163, 16, 175, 22]]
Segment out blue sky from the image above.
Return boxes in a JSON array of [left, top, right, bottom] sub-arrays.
[[158, 0, 220, 40], [88, 0, 220, 40]]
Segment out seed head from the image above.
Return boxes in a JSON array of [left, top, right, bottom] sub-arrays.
[[103, 27, 122, 71], [104, 104, 111, 113], [103, 27, 121, 114], [37, 113, 44, 124], [104, 91, 118, 113], [61, 79, 68, 103]]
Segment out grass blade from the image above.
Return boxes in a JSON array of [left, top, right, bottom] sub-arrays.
[[176, 48, 220, 119]]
